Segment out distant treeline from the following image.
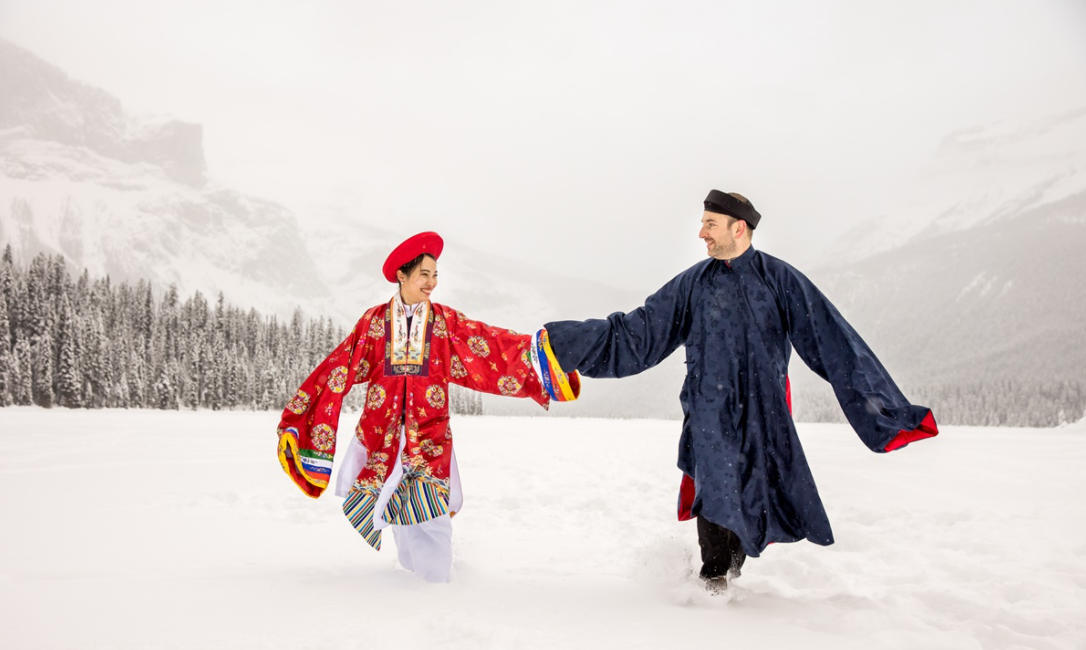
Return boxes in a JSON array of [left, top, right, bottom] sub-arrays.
[[0, 248, 483, 415], [792, 378, 1086, 428]]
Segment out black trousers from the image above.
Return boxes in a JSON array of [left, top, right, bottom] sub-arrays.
[[697, 514, 747, 580]]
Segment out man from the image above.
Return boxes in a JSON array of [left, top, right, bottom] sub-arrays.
[[540, 190, 938, 590]]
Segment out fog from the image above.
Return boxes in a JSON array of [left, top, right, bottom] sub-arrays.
[[2, 0, 1084, 292]]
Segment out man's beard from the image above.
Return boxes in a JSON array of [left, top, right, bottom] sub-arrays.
[[707, 238, 737, 260]]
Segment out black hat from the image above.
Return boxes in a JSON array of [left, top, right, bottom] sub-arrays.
[[704, 190, 761, 229]]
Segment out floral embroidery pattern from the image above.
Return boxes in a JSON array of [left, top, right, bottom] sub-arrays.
[[287, 390, 310, 414], [450, 355, 468, 379], [311, 423, 335, 451], [390, 299, 429, 367], [354, 360, 371, 383], [498, 376, 522, 396], [433, 315, 448, 338], [467, 336, 491, 358], [364, 452, 389, 477], [328, 366, 349, 393], [367, 384, 387, 410], [368, 316, 385, 339], [353, 477, 383, 491], [413, 439, 444, 458], [426, 385, 446, 409], [402, 454, 432, 475]]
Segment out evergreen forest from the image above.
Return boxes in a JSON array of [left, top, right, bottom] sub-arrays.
[[0, 248, 483, 416]]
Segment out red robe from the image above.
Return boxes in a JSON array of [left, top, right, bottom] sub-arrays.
[[277, 296, 548, 549]]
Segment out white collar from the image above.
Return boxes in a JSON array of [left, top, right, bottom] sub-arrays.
[[394, 291, 425, 318]]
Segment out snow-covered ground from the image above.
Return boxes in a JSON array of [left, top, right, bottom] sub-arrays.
[[1, 408, 1083, 650]]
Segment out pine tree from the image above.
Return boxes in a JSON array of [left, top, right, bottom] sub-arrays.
[[127, 350, 146, 408], [25, 254, 56, 339], [0, 246, 13, 343], [8, 265, 30, 342], [11, 339, 32, 405], [135, 280, 154, 354], [152, 360, 178, 410], [56, 296, 82, 408], [85, 312, 111, 408], [184, 342, 201, 410], [208, 335, 225, 410], [10, 338, 32, 405], [31, 333, 55, 407], [0, 291, 11, 406]]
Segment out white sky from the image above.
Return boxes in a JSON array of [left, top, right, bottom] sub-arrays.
[[3, 0, 1085, 291]]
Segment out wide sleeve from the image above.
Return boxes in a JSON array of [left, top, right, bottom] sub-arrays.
[[442, 307, 550, 410], [276, 307, 380, 498], [776, 267, 938, 453], [544, 267, 694, 378]]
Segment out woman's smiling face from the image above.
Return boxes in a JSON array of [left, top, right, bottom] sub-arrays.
[[397, 255, 438, 304]]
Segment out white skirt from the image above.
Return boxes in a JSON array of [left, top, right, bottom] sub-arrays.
[[334, 428, 462, 582]]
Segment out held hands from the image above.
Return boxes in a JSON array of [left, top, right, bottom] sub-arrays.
[[531, 328, 581, 403]]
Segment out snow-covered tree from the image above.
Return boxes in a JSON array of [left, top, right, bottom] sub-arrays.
[[56, 296, 82, 408], [0, 290, 12, 407], [31, 332, 55, 407]]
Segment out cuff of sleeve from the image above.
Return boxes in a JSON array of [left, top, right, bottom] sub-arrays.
[[278, 427, 328, 499], [532, 328, 581, 402], [883, 411, 939, 452]]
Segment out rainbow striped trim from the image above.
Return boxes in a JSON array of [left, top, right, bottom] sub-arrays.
[[383, 476, 450, 526], [297, 450, 333, 484], [343, 489, 383, 550], [531, 329, 580, 402]]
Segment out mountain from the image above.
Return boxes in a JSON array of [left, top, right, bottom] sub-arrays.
[[794, 109, 1086, 426], [0, 37, 333, 319], [826, 107, 1086, 264]]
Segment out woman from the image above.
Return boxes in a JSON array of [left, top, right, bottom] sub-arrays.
[[276, 231, 579, 582]]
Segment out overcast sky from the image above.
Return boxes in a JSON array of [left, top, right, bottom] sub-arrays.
[[3, 0, 1085, 292]]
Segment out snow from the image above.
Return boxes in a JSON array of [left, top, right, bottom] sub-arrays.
[[1, 408, 1084, 649]]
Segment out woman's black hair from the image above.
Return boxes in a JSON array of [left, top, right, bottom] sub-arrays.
[[397, 253, 436, 283]]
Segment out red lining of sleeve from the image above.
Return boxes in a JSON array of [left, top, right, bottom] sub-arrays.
[[883, 411, 939, 452]]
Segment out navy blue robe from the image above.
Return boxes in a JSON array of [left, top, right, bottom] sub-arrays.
[[545, 246, 934, 557]]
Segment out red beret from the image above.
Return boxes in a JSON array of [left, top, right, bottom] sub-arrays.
[[382, 231, 444, 282]]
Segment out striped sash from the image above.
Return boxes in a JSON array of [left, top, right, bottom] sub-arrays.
[[342, 476, 451, 550], [343, 489, 384, 550], [383, 476, 450, 526]]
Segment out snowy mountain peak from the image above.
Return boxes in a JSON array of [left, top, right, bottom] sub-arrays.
[[0, 38, 332, 320], [0, 37, 206, 186], [824, 106, 1086, 266]]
